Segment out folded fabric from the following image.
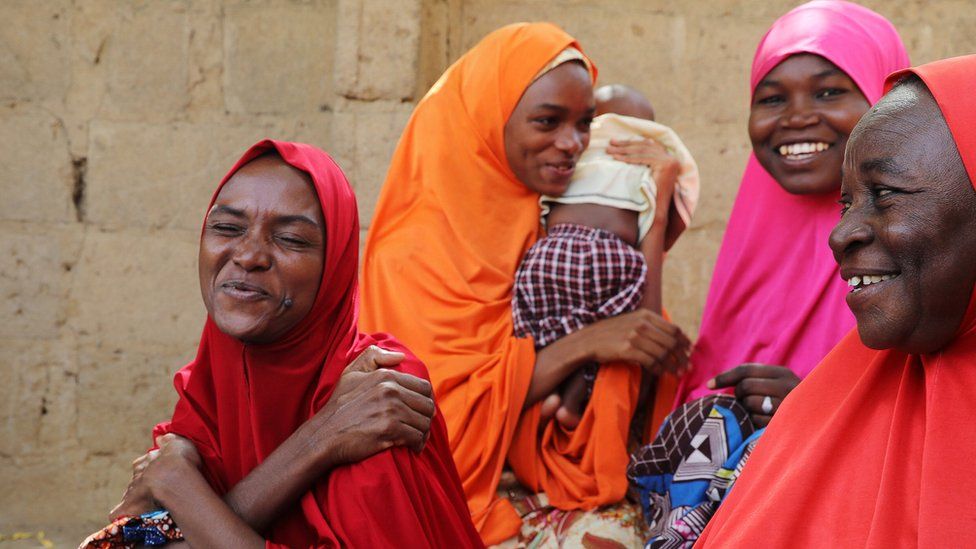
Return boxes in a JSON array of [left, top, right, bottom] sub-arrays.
[[79, 510, 183, 549], [628, 395, 762, 549]]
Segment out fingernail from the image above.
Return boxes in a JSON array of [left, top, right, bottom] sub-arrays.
[[706, 379, 715, 389]]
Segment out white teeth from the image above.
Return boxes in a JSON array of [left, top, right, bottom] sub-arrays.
[[778, 142, 831, 156], [848, 273, 899, 291]]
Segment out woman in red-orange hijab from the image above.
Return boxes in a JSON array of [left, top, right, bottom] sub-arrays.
[[696, 54, 976, 547], [360, 23, 687, 546], [82, 140, 483, 548]]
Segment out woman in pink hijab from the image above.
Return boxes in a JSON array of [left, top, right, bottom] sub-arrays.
[[675, 1, 909, 422]]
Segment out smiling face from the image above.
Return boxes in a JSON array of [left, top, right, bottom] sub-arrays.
[[504, 61, 595, 196], [829, 79, 976, 353], [199, 154, 326, 344], [750, 54, 870, 195]]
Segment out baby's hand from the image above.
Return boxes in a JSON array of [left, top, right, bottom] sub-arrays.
[[554, 370, 589, 430], [607, 138, 678, 219]]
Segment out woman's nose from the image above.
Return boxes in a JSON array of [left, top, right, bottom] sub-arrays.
[[232, 234, 272, 271], [829, 205, 874, 261], [555, 126, 584, 155], [781, 98, 820, 129]]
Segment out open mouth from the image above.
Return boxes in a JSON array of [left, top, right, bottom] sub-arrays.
[[221, 280, 270, 299], [546, 161, 576, 178], [776, 141, 831, 162], [846, 273, 899, 293]]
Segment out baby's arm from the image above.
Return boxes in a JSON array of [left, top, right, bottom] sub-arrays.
[[640, 155, 679, 313]]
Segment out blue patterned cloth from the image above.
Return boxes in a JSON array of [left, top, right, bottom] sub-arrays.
[[628, 395, 763, 548]]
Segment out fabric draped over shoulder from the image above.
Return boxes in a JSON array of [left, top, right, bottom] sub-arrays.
[[153, 140, 482, 548], [696, 54, 976, 548], [676, 0, 909, 404], [360, 23, 662, 544]]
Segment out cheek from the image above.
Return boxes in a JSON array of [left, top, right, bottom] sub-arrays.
[[747, 110, 772, 147], [827, 101, 870, 138], [282, 255, 325, 304]]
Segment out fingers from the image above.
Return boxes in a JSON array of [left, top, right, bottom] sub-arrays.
[[348, 346, 406, 373], [376, 368, 433, 398], [733, 377, 790, 400], [741, 394, 780, 415], [708, 364, 757, 389], [750, 414, 772, 428], [379, 378, 436, 419]]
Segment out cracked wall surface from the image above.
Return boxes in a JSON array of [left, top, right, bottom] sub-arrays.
[[1, 0, 974, 542]]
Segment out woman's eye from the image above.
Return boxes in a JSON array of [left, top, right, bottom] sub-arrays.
[[818, 88, 847, 99], [533, 117, 558, 128], [578, 117, 593, 130], [755, 94, 783, 106], [211, 223, 243, 235], [277, 234, 310, 247], [838, 201, 851, 217]]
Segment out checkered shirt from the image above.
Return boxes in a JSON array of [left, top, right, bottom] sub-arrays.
[[512, 223, 647, 348]]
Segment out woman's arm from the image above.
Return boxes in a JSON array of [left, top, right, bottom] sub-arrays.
[[223, 346, 434, 532], [524, 308, 687, 407], [112, 347, 436, 535], [143, 411, 482, 548]]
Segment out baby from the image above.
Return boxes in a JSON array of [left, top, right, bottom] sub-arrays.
[[512, 85, 699, 429]]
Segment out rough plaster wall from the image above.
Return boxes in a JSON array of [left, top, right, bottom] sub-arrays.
[[0, 0, 973, 542]]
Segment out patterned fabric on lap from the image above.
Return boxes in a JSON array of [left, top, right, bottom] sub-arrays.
[[79, 510, 183, 549], [627, 395, 763, 549]]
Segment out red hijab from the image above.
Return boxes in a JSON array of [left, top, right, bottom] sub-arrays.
[[153, 140, 482, 548], [696, 55, 976, 547]]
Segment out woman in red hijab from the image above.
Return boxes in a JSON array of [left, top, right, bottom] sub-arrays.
[[696, 54, 976, 547], [83, 140, 483, 548]]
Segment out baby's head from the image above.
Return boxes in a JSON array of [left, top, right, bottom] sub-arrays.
[[594, 84, 655, 121]]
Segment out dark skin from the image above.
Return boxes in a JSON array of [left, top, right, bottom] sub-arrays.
[[535, 85, 691, 429], [709, 55, 872, 424], [749, 53, 870, 195], [830, 79, 976, 354], [110, 157, 437, 547], [504, 63, 689, 413]]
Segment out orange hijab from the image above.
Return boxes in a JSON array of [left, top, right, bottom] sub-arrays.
[[361, 23, 669, 544], [696, 54, 976, 548]]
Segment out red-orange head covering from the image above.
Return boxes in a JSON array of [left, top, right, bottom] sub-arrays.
[[696, 55, 976, 548], [154, 140, 481, 548], [361, 23, 672, 545]]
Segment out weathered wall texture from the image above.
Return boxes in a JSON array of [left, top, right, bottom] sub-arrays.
[[1, 0, 973, 542]]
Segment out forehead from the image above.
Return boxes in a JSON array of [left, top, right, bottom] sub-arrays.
[[521, 62, 594, 106], [848, 84, 944, 162], [216, 156, 322, 215], [762, 53, 842, 82]]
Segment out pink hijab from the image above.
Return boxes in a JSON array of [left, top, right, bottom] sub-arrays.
[[677, 1, 909, 404]]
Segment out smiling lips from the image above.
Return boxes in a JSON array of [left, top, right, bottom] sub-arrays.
[[546, 161, 576, 178], [221, 280, 270, 300], [845, 273, 899, 293], [776, 141, 831, 161]]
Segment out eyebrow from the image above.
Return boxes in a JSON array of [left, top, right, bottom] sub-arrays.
[[860, 157, 907, 176], [756, 68, 844, 89], [209, 205, 321, 228]]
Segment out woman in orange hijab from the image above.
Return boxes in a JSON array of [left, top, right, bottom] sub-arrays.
[[361, 23, 688, 546], [696, 54, 976, 547]]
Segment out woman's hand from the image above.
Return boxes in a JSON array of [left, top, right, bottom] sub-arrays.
[[707, 364, 801, 427], [109, 434, 201, 520], [299, 346, 436, 471], [607, 138, 680, 199], [583, 309, 692, 375]]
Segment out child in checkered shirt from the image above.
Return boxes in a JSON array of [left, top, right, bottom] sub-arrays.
[[512, 85, 699, 429]]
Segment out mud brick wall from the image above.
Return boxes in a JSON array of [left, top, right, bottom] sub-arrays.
[[1, 0, 972, 540]]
